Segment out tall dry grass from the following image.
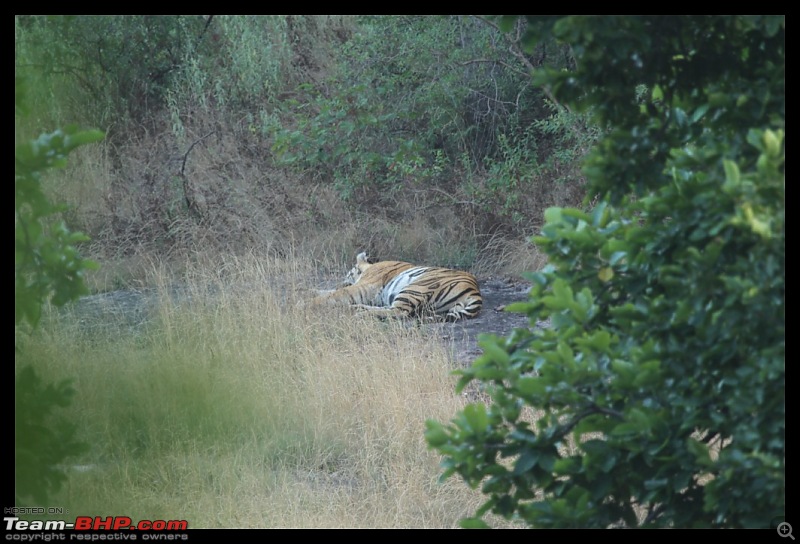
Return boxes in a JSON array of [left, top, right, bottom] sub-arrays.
[[16, 253, 518, 528]]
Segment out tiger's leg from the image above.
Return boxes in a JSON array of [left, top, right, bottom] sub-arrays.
[[352, 304, 408, 319], [310, 284, 381, 307], [443, 297, 482, 321]]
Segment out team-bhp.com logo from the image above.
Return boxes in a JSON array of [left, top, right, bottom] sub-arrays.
[[5, 515, 188, 532]]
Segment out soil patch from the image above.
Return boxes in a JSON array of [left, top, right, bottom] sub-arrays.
[[428, 277, 539, 367]]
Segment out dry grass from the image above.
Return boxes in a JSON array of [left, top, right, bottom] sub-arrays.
[[29, 100, 558, 293], [473, 233, 549, 279], [16, 252, 519, 528]]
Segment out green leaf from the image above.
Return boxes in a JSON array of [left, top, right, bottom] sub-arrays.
[[480, 339, 510, 366], [598, 267, 614, 282], [552, 279, 574, 304], [513, 451, 539, 475], [722, 159, 740, 188], [746, 128, 763, 149], [424, 420, 449, 447], [609, 251, 628, 266], [463, 403, 489, 434], [611, 359, 635, 381], [460, 517, 490, 529], [687, 437, 714, 467], [610, 422, 639, 439], [504, 301, 532, 313], [517, 376, 546, 397], [644, 478, 668, 490], [585, 330, 611, 351], [544, 207, 563, 224], [553, 457, 579, 475], [762, 129, 782, 157], [691, 104, 709, 123]]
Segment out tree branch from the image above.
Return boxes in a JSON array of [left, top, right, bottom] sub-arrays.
[[470, 15, 571, 113], [180, 130, 216, 176]]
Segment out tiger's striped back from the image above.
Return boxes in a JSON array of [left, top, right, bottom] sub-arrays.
[[312, 252, 482, 321]]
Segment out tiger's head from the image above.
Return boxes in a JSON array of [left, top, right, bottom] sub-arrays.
[[344, 251, 377, 285]]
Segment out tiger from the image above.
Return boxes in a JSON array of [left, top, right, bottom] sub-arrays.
[[311, 252, 482, 321]]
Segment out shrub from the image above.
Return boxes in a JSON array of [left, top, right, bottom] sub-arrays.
[[15, 74, 102, 505], [426, 15, 785, 528]]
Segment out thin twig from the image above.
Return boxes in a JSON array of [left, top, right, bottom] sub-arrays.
[[180, 130, 216, 176], [424, 187, 476, 207], [471, 15, 570, 113]]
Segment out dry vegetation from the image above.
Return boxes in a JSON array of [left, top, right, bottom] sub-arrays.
[[48, 103, 555, 294], [16, 15, 582, 292], [15, 16, 579, 528], [16, 254, 524, 528], [37, 111, 557, 297]]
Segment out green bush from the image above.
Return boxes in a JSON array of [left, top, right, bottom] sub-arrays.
[[270, 16, 586, 218], [426, 15, 784, 528], [16, 16, 212, 128], [15, 75, 102, 505], [15, 366, 87, 506], [17, 15, 595, 245], [15, 77, 103, 326]]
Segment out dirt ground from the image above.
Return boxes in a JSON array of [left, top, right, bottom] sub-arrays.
[[427, 277, 536, 367]]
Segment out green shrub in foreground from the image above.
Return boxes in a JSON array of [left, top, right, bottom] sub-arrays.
[[426, 15, 784, 528], [15, 74, 102, 505]]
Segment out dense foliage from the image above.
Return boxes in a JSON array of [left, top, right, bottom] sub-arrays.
[[270, 15, 591, 222], [426, 15, 785, 528], [15, 16, 594, 260]]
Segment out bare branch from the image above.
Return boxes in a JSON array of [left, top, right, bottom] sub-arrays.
[[424, 187, 476, 207], [180, 130, 216, 176], [459, 58, 530, 79], [202, 15, 214, 36], [473, 15, 501, 33], [551, 403, 626, 443]]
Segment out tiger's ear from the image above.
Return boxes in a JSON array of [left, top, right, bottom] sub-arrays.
[[356, 251, 378, 264]]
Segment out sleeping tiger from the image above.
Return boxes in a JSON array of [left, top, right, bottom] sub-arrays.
[[311, 252, 482, 321]]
